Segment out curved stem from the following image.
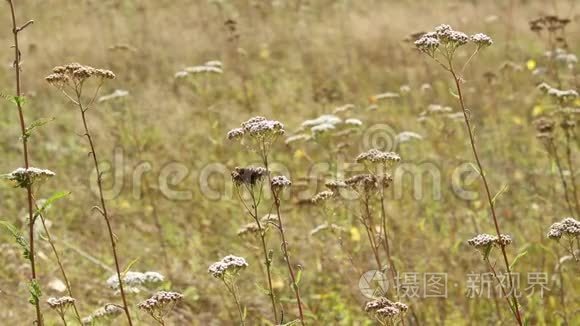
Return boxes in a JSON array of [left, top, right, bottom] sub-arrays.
[[75, 96, 133, 326], [548, 139, 575, 216], [449, 66, 523, 325], [6, 1, 43, 324]]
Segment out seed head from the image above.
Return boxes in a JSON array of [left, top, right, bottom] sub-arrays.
[[547, 217, 580, 240], [471, 33, 493, 48], [311, 190, 335, 204], [355, 149, 401, 166], [231, 167, 267, 186], [208, 255, 248, 279], [4, 167, 55, 188], [47, 296, 75, 313], [271, 175, 292, 191]]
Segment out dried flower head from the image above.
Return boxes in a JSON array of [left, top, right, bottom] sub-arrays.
[[467, 233, 513, 251], [365, 297, 409, 321], [547, 217, 580, 240], [138, 291, 183, 323], [106, 271, 164, 294], [47, 296, 75, 316], [3, 167, 55, 188], [82, 304, 124, 325], [311, 190, 335, 204], [231, 167, 267, 187], [208, 255, 249, 279], [356, 149, 401, 166], [534, 117, 555, 137], [471, 33, 493, 48], [46, 63, 115, 87], [414, 35, 440, 56], [237, 222, 260, 236], [325, 180, 348, 193], [271, 175, 292, 191]]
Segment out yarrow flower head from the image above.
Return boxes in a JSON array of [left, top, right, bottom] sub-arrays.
[[82, 304, 124, 325], [547, 217, 580, 240], [46, 63, 115, 88], [364, 297, 408, 322], [3, 167, 55, 188], [471, 33, 493, 48], [106, 271, 164, 294], [47, 296, 75, 316], [271, 175, 292, 192], [414, 35, 440, 56], [208, 255, 249, 280], [226, 116, 285, 152], [231, 167, 267, 187], [237, 222, 260, 237], [137, 291, 183, 324], [311, 190, 335, 205], [467, 233, 513, 254], [355, 149, 401, 166]]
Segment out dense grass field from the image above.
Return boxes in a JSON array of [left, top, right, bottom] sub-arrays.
[[0, 1, 578, 325]]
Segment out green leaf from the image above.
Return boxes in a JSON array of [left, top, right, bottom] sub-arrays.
[[468, 163, 481, 176], [24, 117, 55, 139], [491, 184, 509, 204], [28, 279, 42, 306], [0, 220, 30, 260], [295, 269, 303, 285], [37, 191, 71, 213], [449, 88, 460, 99], [510, 250, 528, 270], [10, 95, 27, 106]]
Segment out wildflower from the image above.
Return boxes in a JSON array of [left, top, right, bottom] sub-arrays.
[[325, 180, 348, 193], [534, 117, 555, 137], [47, 296, 75, 316], [414, 35, 440, 56], [82, 304, 124, 325], [396, 131, 423, 143], [371, 92, 400, 101], [271, 175, 292, 192], [226, 128, 245, 141], [311, 190, 335, 204], [231, 167, 267, 186], [138, 291, 183, 324], [237, 222, 260, 236], [311, 123, 336, 135], [46, 63, 114, 86], [345, 174, 379, 193], [547, 217, 580, 240], [285, 134, 311, 144], [208, 255, 248, 279], [3, 167, 55, 188], [345, 118, 363, 126], [227, 116, 285, 147], [301, 114, 342, 128], [355, 149, 401, 165], [333, 104, 355, 114], [365, 297, 408, 322], [98, 89, 129, 103], [467, 233, 512, 250], [471, 33, 493, 48]]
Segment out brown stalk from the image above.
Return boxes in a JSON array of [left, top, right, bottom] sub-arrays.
[[6, 1, 43, 324], [449, 65, 523, 325]]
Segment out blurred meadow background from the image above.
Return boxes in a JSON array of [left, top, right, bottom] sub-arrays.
[[0, 0, 579, 325]]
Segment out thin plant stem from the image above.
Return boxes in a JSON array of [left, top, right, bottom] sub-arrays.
[[548, 139, 575, 216], [72, 91, 133, 326], [6, 1, 43, 324], [563, 130, 580, 216], [33, 197, 82, 323], [223, 280, 245, 326], [449, 65, 523, 325]]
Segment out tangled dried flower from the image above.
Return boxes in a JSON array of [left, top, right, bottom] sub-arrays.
[[467, 233, 512, 250], [365, 297, 408, 321], [3, 167, 55, 188], [237, 222, 260, 236], [345, 174, 379, 193], [414, 35, 440, 56], [356, 149, 401, 166], [311, 190, 335, 204], [82, 304, 124, 325], [547, 217, 580, 240], [231, 167, 267, 187], [271, 175, 292, 191], [137, 291, 183, 324], [46, 63, 115, 87], [325, 180, 348, 193], [534, 117, 555, 137], [471, 33, 493, 48], [47, 296, 75, 315], [208, 255, 249, 279], [106, 271, 164, 293]]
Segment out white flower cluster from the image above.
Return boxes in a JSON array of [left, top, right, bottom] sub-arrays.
[[355, 149, 401, 165], [98, 89, 129, 103], [415, 24, 492, 56], [175, 60, 223, 78], [271, 175, 292, 190], [227, 116, 285, 142], [365, 297, 409, 321], [137, 291, 183, 312], [301, 114, 342, 137], [106, 271, 164, 293], [82, 304, 124, 325], [547, 217, 580, 240], [208, 255, 248, 279], [47, 296, 75, 311], [467, 233, 512, 249], [3, 167, 55, 188]]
